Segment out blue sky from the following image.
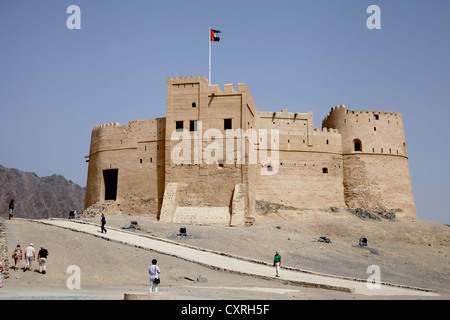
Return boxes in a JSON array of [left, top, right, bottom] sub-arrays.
[[1, 0, 449, 224]]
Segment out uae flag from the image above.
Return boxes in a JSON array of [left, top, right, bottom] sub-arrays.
[[210, 28, 221, 42]]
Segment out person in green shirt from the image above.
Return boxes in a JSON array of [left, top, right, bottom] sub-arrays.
[[274, 251, 281, 277]]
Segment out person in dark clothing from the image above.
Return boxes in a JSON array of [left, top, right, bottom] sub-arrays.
[[9, 199, 15, 220], [37, 245, 49, 274], [101, 214, 107, 233]]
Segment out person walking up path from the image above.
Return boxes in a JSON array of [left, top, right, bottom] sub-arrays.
[[24, 243, 35, 271], [0, 259, 4, 288], [13, 245, 22, 271], [8, 199, 15, 220], [274, 251, 282, 277], [37, 245, 49, 274], [101, 214, 107, 233]]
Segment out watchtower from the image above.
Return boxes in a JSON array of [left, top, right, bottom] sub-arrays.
[[322, 105, 416, 218]]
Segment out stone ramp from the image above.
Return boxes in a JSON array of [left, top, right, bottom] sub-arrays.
[[36, 219, 438, 297]]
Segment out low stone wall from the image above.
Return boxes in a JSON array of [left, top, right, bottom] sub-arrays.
[[0, 219, 9, 279]]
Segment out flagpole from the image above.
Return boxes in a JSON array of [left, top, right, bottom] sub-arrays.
[[209, 27, 211, 84]]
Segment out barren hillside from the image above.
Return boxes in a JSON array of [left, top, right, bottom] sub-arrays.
[[0, 165, 85, 219]]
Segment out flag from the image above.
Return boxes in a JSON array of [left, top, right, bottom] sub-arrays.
[[210, 28, 221, 42]]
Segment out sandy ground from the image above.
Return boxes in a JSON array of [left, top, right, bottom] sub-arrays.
[[1, 209, 449, 301]]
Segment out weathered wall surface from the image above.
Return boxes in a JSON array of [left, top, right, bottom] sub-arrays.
[[255, 109, 346, 209]]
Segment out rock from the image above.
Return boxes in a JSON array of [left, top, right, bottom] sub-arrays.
[[348, 208, 381, 221], [197, 275, 208, 283], [313, 236, 332, 243], [184, 275, 197, 282]]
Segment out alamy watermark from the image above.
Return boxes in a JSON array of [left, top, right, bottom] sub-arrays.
[[65, 4, 381, 31], [366, 265, 381, 289], [66, 5, 81, 30], [170, 122, 279, 175], [367, 5, 381, 30], [66, 265, 81, 290]]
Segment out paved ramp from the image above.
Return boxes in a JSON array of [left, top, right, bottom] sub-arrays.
[[37, 219, 438, 297]]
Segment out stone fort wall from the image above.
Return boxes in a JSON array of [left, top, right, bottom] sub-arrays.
[[84, 76, 416, 225]]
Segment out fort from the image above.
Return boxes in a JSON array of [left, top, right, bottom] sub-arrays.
[[84, 75, 416, 226]]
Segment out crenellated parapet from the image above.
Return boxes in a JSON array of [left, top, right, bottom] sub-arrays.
[[168, 75, 207, 84], [322, 104, 407, 157]]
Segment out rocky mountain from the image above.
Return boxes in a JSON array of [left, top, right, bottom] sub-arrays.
[[0, 165, 85, 219]]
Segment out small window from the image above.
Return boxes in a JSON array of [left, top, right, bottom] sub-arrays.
[[218, 159, 223, 168], [353, 139, 362, 152], [140, 159, 143, 164], [374, 114, 379, 120], [190, 120, 197, 132], [267, 165, 273, 172], [322, 168, 328, 174], [224, 118, 232, 130], [150, 157, 153, 163], [374, 127, 377, 131], [176, 121, 184, 132], [326, 139, 329, 144], [192, 102, 196, 108]]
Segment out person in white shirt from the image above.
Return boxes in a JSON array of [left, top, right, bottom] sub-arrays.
[[148, 259, 160, 293], [24, 243, 35, 271]]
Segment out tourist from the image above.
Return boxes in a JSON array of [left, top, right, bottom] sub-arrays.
[[101, 214, 107, 233], [0, 258, 3, 288], [24, 243, 35, 271], [37, 245, 49, 274], [13, 244, 22, 271], [8, 199, 15, 220], [274, 251, 282, 277], [148, 259, 160, 293]]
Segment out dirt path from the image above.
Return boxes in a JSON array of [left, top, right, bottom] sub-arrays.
[[1, 210, 449, 300]]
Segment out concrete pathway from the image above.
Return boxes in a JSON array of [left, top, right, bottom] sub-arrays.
[[37, 219, 438, 297]]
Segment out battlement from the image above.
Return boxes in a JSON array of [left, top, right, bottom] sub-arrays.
[[324, 105, 402, 122], [93, 122, 123, 131], [168, 75, 253, 96], [168, 75, 207, 84], [314, 127, 339, 134]]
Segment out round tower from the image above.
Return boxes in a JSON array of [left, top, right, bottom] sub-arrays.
[[322, 105, 416, 219]]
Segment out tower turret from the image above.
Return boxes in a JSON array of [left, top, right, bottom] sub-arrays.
[[322, 105, 416, 219]]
